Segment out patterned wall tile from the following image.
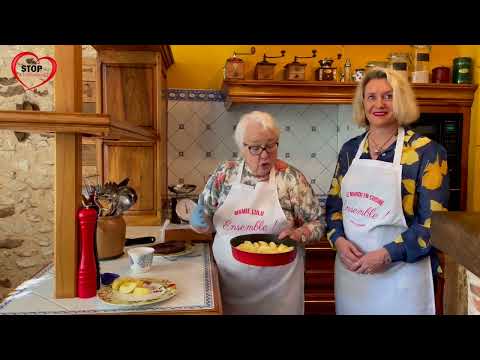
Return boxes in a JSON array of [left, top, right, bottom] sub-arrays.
[[167, 89, 359, 199]]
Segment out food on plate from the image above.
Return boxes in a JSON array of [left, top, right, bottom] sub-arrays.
[[235, 240, 294, 254], [108, 277, 175, 302], [153, 241, 186, 255]]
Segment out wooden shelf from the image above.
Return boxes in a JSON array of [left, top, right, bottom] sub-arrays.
[[223, 80, 478, 108], [0, 110, 158, 141]]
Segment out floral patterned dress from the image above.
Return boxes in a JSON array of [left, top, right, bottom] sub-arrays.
[[199, 159, 326, 244], [326, 129, 450, 275]]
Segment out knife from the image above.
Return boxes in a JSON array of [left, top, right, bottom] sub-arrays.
[[125, 236, 156, 246]]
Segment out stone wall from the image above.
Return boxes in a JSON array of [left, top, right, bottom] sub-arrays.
[[0, 45, 54, 300]]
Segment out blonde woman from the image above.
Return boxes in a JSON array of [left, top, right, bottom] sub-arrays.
[[326, 68, 449, 315]]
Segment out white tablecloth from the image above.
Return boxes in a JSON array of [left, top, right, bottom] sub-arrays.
[[0, 243, 217, 315]]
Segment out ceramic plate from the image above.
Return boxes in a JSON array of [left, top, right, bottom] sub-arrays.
[[153, 242, 195, 258], [97, 278, 177, 307]]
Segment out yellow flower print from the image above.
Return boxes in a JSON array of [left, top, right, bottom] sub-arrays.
[[401, 145, 419, 165], [404, 130, 414, 143], [418, 237, 427, 248], [363, 139, 369, 154], [422, 155, 448, 190], [423, 218, 431, 228], [411, 137, 431, 150], [394, 235, 404, 244], [326, 229, 336, 250], [331, 212, 343, 221], [430, 200, 448, 211], [328, 176, 342, 197], [401, 179, 415, 216], [403, 194, 414, 216], [437, 265, 443, 274], [402, 179, 415, 195]]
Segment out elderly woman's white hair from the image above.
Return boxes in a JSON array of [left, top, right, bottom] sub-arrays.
[[352, 67, 419, 128], [234, 111, 281, 151]]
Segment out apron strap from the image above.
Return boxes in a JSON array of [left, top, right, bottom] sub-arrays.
[[393, 127, 405, 166], [233, 160, 277, 187], [354, 133, 368, 160], [232, 160, 245, 185], [354, 127, 405, 164], [268, 165, 276, 186]]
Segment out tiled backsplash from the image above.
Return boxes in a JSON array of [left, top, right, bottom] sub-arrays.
[[167, 89, 364, 197]]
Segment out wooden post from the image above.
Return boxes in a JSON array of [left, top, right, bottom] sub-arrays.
[[54, 45, 83, 298], [431, 212, 480, 314]]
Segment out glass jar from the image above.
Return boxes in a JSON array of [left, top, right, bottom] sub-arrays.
[[411, 45, 431, 83], [452, 57, 473, 84], [388, 53, 410, 81]]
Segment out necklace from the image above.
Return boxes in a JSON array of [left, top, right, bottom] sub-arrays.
[[368, 129, 397, 156]]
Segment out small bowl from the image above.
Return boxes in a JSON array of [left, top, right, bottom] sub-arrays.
[[230, 233, 297, 267], [100, 272, 120, 286], [168, 184, 196, 195]]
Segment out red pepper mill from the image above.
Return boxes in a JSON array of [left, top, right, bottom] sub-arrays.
[[77, 207, 98, 298]]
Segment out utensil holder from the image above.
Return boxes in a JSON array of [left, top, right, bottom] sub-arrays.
[[96, 215, 126, 260]]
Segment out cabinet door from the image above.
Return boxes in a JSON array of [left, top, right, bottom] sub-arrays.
[[102, 64, 156, 129], [103, 141, 156, 215]]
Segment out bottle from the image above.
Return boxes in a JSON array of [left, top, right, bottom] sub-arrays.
[[344, 58, 352, 82], [77, 206, 98, 298]]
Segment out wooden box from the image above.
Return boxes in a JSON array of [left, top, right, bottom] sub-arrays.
[[225, 57, 245, 80], [254, 62, 276, 80], [284, 62, 307, 80]]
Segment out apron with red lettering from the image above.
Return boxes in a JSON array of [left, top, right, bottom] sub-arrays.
[[212, 161, 304, 315], [335, 127, 435, 315]]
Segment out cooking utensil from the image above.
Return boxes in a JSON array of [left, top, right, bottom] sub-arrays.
[[115, 186, 138, 215], [125, 236, 156, 247], [230, 233, 297, 267]]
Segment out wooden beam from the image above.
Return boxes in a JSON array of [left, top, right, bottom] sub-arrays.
[[54, 45, 83, 298], [223, 80, 478, 107], [431, 212, 480, 277], [54, 133, 82, 298], [0, 110, 158, 141]]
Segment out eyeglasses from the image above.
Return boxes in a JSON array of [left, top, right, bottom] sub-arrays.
[[243, 142, 279, 156]]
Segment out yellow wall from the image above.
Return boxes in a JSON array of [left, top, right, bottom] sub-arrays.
[[459, 46, 480, 211], [169, 45, 461, 89], [169, 45, 480, 210]]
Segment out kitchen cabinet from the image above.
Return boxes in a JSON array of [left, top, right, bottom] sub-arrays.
[[93, 45, 173, 226], [304, 238, 336, 314]]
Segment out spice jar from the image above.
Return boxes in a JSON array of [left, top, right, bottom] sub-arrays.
[[411, 45, 431, 83], [432, 66, 450, 83], [452, 57, 473, 84], [388, 53, 410, 81]]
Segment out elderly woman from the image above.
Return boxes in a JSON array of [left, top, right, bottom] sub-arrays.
[[326, 68, 449, 315], [191, 110, 325, 315]]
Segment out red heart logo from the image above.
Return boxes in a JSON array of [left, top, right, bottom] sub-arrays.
[[11, 51, 57, 91]]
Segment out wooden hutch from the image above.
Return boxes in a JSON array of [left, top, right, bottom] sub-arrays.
[[0, 45, 172, 299], [223, 80, 478, 314]]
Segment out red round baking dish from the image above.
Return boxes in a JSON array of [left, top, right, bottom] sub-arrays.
[[230, 233, 297, 266]]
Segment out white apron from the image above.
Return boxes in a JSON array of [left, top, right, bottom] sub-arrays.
[[335, 127, 435, 315], [212, 161, 304, 315]]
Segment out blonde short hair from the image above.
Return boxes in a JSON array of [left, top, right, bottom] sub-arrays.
[[234, 111, 280, 150], [352, 67, 419, 128]]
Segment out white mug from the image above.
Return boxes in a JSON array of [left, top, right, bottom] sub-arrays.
[[127, 247, 154, 274]]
